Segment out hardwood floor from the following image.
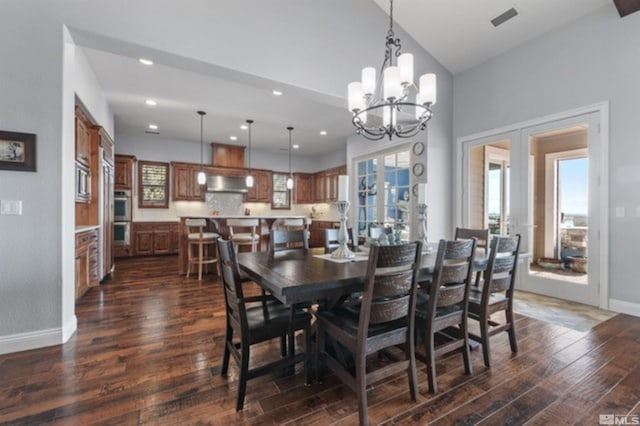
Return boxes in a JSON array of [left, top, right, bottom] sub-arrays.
[[1, 255, 639, 425]]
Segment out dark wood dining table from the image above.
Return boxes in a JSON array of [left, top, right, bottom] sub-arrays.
[[237, 246, 489, 306]]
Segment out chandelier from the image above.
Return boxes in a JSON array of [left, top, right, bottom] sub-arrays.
[[347, 0, 436, 141]]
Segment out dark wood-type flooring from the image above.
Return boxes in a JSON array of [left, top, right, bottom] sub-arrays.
[[1, 256, 639, 425]]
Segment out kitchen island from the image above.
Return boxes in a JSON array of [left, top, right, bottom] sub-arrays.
[[177, 215, 311, 276]]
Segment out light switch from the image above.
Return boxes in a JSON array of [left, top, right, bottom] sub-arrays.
[[0, 200, 22, 215], [615, 207, 625, 218]]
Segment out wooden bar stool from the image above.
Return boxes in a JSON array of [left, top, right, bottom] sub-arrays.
[[186, 218, 220, 281], [227, 219, 260, 252]]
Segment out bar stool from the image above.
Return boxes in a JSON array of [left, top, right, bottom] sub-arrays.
[[227, 218, 260, 252], [186, 218, 220, 281]]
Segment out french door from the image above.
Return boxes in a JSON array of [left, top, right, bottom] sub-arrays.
[[461, 111, 603, 306]]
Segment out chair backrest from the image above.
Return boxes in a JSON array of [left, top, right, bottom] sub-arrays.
[[426, 238, 477, 320], [455, 227, 489, 253], [270, 229, 309, 254], [482, 234, 521, 298], [324, 228, 354, 253], [369, 226, 392, 240], [227, 218, 259, 235], [357, 242, 423, 335], [185, 218, 218, 239], [217, 238, 248, 334]]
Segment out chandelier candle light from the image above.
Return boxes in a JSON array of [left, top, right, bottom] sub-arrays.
[[347, 0, 436, 140], [197, 111, 207, 185], [245, 119, 254, 188], [331, 175, 356, 260]]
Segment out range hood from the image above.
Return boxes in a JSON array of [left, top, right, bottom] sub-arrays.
[[206, 175, 248, 193]]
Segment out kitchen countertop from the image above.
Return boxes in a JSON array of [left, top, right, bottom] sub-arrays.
[[75, 225, 100, 233], [179, 215, 311, 220]]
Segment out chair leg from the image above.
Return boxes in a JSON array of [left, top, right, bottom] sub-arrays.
[[221, 324, 232, 377], [280, 336, 287, 358], [425, 328, 438, 394], [461, 318, 473, 375], [198, 241, 204, 281], [186, 243, 192, 278], [355, 355, 369, 426], [480, 311, 491, 368], [315, 323, 325, 384], [236, 343, 250, 411], [304, 323, 312, 386], [506, 302, 518, 353], [407, 328, 418, 401]]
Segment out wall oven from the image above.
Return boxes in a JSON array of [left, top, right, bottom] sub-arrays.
[[113, 221, 131, 246], [114, 190, 131, 221]]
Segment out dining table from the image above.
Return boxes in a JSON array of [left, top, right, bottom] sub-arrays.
[[237, 245, 489, 307]]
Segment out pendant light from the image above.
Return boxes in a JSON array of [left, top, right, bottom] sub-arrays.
[[286, 126, 294, 190], [245, 119, 254, 188], [197, 110, 206, 185]]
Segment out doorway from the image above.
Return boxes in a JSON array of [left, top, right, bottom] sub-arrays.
[[458, 106, 608, 308]]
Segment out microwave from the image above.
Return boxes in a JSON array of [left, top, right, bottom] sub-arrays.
[[75, 162, 91, 202], [114, 190, 131, 221]]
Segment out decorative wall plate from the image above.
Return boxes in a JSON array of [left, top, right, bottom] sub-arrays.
[[412, 142, 425, 156], [412, 183, 419, 198], [412, 163, 424, 177]]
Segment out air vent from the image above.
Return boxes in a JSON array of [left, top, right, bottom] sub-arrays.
[[491, 7, 518, 27], [144, 130, 160, 135]]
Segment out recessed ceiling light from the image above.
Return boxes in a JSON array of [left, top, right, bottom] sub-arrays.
[[148, 124, 158, 130], [138, 58, 154, 66], [272, 90, 283, 96], [320, 130, 327, 136], [145, 99, 157, 106], [240, 124, 248, 130], [292, 144, 300, 149], [229, 136, 238, 141]]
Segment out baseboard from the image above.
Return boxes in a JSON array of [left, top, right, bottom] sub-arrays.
[[0, 328, 63, 355], [62, 314, 77, 342], [609, 299, 640, 318]]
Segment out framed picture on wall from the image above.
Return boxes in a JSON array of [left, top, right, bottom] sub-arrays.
[[0, 130, 36, 172]]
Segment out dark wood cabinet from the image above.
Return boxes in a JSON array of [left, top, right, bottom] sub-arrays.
[[76, 228, 99, 300], [293, 173, 313, 204], [172, 162, 204, 201], [115, 154, 136, 190], [211, 143, 245, 168], [313, 172, 326, 203], [310, 165, 347, 203], [133, 222, 180, 256], [246, 169, 272, 203], [75, 107, 92, 167]]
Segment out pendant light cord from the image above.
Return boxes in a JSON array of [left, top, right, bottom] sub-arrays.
[[287, 126, 293, 179], [198, 110, 206, 171], [247, 119, 253, 173]]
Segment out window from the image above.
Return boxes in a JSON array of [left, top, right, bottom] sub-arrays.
[[356, 147, 411, 241], [271, 172, 290, 209], [138, 160, 169, 208]]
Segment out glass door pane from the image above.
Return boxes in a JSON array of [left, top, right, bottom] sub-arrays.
[[357, 158, 377, 238]]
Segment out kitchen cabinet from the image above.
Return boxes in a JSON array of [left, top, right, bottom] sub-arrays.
[[75, 107, 92, 167], [312, 171, 326, 203], [172, 162, 204, 201], [211, 143, 245, 168], [311, 165, 346, 203], [246, 169, 272, 203], [115, 154, 136, 190], [308, 220, 339, 248], [76, 228, 99, 300], [133, 222, 179, 256], [293, 173, 313, 204]]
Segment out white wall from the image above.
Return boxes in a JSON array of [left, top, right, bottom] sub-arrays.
[[73, 47, 114, 137], [453, 5, 640, 308]]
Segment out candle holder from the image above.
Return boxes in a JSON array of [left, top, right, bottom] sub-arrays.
[[331, 200, 356, 259], [417, 203, 433, 252]]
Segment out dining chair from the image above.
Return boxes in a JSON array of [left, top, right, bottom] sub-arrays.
[[415, 238, 477, 393], [455, 227, 489, 286], [315, 242, 423, 426], [324, 227, 354, 254], [185, 218, 220, 281], [227, 218, 261, 252], [269, 229, 309, 254], [217, 238, 312, 411], [468, 234, 521, 367]]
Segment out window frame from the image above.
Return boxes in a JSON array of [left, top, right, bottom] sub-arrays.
[[271, 171, 291, 210], [137, 160, 170, 209]]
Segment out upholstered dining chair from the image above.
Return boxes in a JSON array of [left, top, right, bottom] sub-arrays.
[[415, 238, 477, 393], [468, 234, 521, 367], [185, 218, 220, 281], [217, 238, 312, 411], [315, 242, 423, 426]]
